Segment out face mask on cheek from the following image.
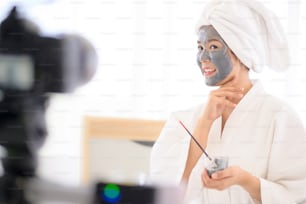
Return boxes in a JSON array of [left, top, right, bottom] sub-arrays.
[[196, 26, 233, 86]]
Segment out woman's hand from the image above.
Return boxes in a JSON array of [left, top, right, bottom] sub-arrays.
[[202, 166, 245, 190], [203, 86, 244, 121], [201, 166, 261, 202]]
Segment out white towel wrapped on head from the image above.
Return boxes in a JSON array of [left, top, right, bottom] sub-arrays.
[[195, 0, 289, 73]]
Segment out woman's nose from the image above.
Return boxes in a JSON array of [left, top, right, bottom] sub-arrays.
[[199, 50, 210, 62]]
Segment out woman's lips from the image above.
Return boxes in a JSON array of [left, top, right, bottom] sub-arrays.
[[202, 67, 216, 77]]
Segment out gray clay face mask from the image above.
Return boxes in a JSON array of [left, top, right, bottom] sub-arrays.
[[196, 26, 233, 86]]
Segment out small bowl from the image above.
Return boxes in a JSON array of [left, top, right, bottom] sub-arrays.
[[206, 156, 229, 177]]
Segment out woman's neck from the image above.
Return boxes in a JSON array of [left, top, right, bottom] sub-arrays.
[[221, 77, 252, 132]]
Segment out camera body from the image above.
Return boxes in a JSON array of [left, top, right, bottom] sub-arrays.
[[0, 6, 97, 203]]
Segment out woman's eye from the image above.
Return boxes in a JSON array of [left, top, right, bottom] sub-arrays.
[[197, 45, 203, 51], [210, 45, 218, 50]]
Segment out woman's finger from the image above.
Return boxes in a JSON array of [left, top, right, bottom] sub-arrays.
[[214, 86, 244, 93], [213, 90, 244, 101], [214, 96, 237, 108], [211, 167, 233, 179], [202, 169, 227, 189]]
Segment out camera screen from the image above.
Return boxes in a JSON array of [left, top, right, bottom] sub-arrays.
[[94, 182, 156, 204], [0, 54, 33, 91]]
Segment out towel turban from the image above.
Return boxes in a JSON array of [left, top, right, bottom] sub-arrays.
[[195, 0, 289, 72]]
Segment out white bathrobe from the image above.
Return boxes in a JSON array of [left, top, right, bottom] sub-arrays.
[[150, 80, 306, 204]]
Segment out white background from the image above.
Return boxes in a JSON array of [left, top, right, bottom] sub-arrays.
[[0, 0, 305, 185]]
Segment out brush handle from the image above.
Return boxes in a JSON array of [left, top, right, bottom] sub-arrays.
[[179, 120, 212, 161]]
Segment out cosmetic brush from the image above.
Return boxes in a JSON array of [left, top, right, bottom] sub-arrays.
[[179, 120, 213, 161]]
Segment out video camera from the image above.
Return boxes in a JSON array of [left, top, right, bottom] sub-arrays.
[[0, 6, 97, 203]]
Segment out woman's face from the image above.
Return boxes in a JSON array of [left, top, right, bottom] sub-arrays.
[[197, 26, 234, 86]]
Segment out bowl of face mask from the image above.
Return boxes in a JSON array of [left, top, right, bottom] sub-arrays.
[[206, 156, 229, 177]]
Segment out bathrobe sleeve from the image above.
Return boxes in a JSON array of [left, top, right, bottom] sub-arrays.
[[260, 104, 306, 204], [150, 112, 191, 185]]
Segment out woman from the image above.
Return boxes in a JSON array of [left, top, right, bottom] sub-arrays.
[[150, 0, 306, 203]]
